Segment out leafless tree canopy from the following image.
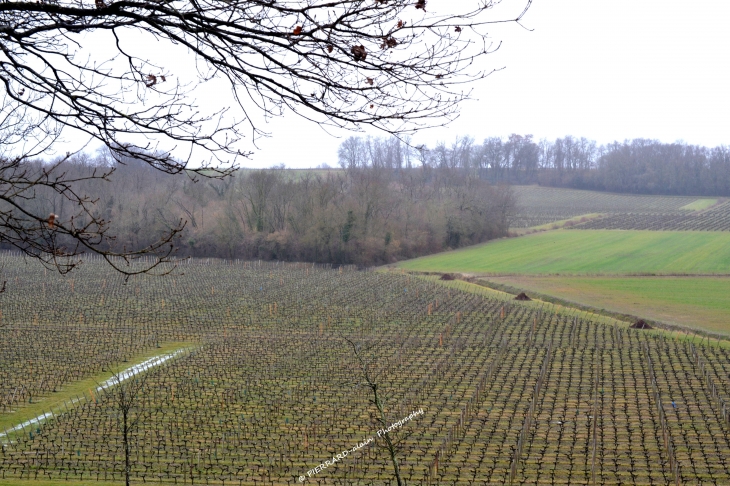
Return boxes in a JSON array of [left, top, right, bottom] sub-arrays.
[[1, 0, 532, 159], [0, 154, 186, 275], [0, 0, 530, 274]]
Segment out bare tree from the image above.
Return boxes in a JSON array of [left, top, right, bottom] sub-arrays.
[[338, 137, 366, 170], [237, 169, 281, 232], [345, 337, 405, 486], [0, 0, 532, 272], [0, 154, 187, 275], [1, 0, 532, 157], [102, 368, 149, 486]]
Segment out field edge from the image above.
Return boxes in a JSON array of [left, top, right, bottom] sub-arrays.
[[402, 270, 730, 345]]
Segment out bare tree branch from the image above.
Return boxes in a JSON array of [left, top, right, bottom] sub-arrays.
[[0, 0, 531, 274]]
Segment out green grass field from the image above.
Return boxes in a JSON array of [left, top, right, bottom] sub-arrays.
[[398, 230, 730, 275], [397, 227, 730, 335], [485, 276, 730, 335]]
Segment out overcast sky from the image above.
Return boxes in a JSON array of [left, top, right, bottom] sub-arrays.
[[59, 0, 730, 169], [245, 0, 730, 168]]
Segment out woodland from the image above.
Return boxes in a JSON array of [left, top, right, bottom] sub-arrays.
[[8, 151, 515, 266], [378, 134, 730, 196]]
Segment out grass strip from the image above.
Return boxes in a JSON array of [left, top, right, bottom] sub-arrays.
[[401, 268, 730, 348], [512, 213, 603, 234], [680, 198, 719, 210], [462, 276, 730, 347], [398, 270, 633, 331], [486, 275, 730, 337], [0, 341, 192, 434]]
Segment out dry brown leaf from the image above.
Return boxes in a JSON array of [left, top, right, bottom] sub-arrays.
[[351, 45, 367, 62], [380, 37, 397, 50]]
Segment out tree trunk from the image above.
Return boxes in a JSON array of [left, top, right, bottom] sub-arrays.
[[372, 384, 403, 486], [124, 409, 130, 486]]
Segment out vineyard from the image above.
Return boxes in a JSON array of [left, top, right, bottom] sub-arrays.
[[511, 186, 730, 231], [2, 256, 730, 485], [509, 186, 700, 229], [573, 201, 730, 231]]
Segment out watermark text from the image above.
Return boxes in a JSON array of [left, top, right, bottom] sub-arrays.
[[298, 409, 424, 482]]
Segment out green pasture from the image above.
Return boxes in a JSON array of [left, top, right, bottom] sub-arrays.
[[485, 276, 730, 336], [397, 230, 730, 275]]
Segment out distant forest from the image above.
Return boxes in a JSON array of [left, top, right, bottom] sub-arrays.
[[14, 133, 727, 267], [12, 153, 514, 266], [337, 135, 730, 196]]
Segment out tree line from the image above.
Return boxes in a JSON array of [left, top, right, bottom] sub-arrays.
[[348, 134, 730, 196], [9, 151, 514, 266]]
